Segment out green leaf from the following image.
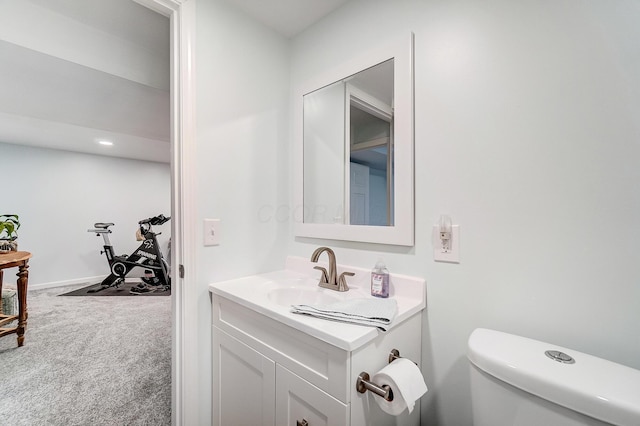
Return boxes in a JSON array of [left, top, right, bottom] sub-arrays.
[[0, 214, 20, 238]]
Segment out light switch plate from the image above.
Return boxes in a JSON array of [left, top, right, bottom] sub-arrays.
[[432, 224, 460, 263], [204, 219, 220, 246]]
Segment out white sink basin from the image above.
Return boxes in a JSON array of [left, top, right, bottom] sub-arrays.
[[267, 286, 341, 306]]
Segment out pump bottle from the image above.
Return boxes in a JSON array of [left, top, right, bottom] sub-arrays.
[[371, 260, 389, 298]]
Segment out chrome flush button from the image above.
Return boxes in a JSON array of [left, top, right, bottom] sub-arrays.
[[545, 350, 575, 364]]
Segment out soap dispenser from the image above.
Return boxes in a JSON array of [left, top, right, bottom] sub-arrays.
[[371, 259, 389, 298]]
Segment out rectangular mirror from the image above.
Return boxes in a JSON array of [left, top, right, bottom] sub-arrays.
[[295, 33, 414, 246]]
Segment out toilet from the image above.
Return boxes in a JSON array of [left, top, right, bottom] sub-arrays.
[[467, 328, 640, 426]]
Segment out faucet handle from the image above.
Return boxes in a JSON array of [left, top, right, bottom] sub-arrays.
[[337, 271, 354, 292], [313, 266, 329, 284]]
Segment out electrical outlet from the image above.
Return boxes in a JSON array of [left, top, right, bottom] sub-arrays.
[[433, 224, 460, 263], [204, 219, 220, 246]]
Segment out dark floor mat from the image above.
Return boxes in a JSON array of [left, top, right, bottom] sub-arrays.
[[59, 281, 170, 296]]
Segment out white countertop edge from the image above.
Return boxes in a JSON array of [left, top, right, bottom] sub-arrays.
[[210, 282, 425, 351]]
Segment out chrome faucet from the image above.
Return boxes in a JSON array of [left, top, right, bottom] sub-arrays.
[[310, 247, 353, 292]]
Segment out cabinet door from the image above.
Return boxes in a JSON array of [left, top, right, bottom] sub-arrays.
[[212, 327, 276, 426], [276, 364, 349, 426]]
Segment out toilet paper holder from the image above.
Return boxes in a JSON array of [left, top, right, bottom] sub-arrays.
[[355, 348, 413, 401]]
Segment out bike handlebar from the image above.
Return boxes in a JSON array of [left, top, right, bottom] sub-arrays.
[[138, 214, 171, 226]]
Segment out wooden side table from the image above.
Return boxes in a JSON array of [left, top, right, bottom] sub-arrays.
[[0, 251, 32, 346]]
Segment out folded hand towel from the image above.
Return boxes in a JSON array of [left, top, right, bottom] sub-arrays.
[[291, 297, 398, 331]]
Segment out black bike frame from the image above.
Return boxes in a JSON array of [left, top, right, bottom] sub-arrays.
[[89, 215, 170, 289]]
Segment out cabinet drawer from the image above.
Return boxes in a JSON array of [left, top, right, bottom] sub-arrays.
[[212, 296, 350, 402], [276, 364, 349, 426]]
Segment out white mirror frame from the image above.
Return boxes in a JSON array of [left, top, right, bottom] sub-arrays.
[[294, 33, 414, 246]]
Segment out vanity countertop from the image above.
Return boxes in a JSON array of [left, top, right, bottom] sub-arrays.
[[209, 256, 426, 351]]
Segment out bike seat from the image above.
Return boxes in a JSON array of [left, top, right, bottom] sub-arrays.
[[93, 222, 114, 229]]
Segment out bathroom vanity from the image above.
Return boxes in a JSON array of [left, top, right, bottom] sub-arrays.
[[209, 256, 426, 426]]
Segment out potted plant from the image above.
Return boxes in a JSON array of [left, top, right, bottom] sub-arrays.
[[0, 214, 20, 253]]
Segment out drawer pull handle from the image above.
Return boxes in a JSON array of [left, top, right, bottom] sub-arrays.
[[297, 419, 309, 426]]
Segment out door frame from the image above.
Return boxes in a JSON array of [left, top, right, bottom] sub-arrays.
[[133, 1, 197, 424]]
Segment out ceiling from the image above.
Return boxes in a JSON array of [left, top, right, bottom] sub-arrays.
[[0, 0, 170, 162], [221, 0, 351, 38], [0, 0, 350, 163]]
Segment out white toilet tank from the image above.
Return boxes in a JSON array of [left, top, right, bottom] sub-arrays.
[[467, 328, 640, 426]]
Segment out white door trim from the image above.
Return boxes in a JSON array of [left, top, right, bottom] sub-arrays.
[[133, 1, 197, 425]]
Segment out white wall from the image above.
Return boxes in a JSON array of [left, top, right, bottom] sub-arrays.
[[289, 1, 640, 425], [194, 1, 291, 424], [1, 142, 171, 288]]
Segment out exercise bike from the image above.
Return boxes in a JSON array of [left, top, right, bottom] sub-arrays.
[[88, 214, 171, 294]]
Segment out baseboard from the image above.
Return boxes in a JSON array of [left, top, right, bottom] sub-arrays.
[[29, 276, 105, 291]]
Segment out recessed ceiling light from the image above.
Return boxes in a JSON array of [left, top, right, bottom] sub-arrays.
[[98, 140, 113, 146]]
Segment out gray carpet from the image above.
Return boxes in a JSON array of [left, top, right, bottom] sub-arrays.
[[0, 284, 171, 425]]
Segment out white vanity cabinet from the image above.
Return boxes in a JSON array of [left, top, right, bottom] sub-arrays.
[[211, 294, 424, 426], [212, 322, 348, 426]]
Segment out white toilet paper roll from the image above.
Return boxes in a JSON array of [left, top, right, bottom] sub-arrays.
[[371, 358, 428, 416]]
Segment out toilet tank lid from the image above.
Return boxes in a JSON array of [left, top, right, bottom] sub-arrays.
[[467, 328, 640, 426]]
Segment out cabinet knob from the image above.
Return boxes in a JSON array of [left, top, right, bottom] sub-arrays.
[[297, 419, 309, 426]]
